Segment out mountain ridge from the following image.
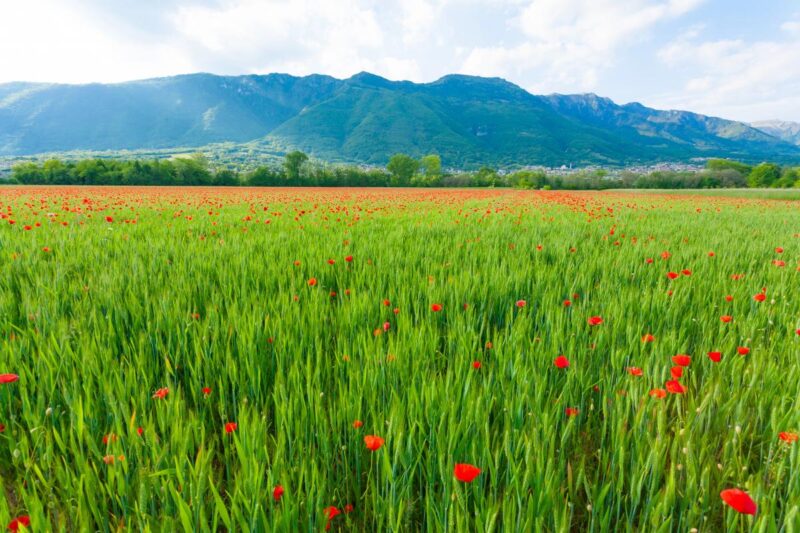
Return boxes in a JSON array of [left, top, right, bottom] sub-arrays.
[[1, 72, 798, 167]]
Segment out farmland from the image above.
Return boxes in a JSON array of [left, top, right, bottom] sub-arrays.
[[0, 186, 798, 531]]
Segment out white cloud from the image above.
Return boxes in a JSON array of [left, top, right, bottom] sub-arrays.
[[652, 32, 800, 121], [461, 0, 705, 93], [0, 0, 194, 83]]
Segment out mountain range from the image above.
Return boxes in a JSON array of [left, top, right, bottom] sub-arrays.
[[1, 72, 798, 167]]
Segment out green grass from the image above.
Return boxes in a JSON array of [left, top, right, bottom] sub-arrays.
[[0, 187, 798, 531], [616, 188, 800, 200]]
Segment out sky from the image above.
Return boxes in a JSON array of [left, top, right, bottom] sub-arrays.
[[1, 0, 799, 122]]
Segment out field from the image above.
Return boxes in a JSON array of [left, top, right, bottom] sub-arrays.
[[0, 186, 798, 531]]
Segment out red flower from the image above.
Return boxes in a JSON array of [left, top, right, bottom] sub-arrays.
[[352, 420, 363, 429], [779, 432, 798, 443], [327, 259, 335, 265], [563, 299, 572, 307], [666, 272, 679, 280], [627, 367, 643, 377], [672, 354, 691, 367], [646, 258, 654, 264], [649, 388, 667, 399], [665, 380, 685, 394], [453, 463, 481, 482], [641, 333, 655, 343], [737, 346, 750, 356], [105, 216, 113, 223], [565, 407, 579, 417], [725, 295, 733, 302], [7, 516, 30, 531], [383, 299, 391, 307], [364, 435, 385, 451], [553, 355, 570, 369], [393, 307, 400, 315], [344, 255, 353, 262], [383, 322, 391, 332], [324, 506, 341, 531], [753, 292, 766, 302], [0, 424, 5, 432], [707, 351, 722, 363], [472, 361, 481, 369], [0, 374, 19, 384], [137, 427, 144, 436], [273, 485, 284, 502], [775, 247, 784, 254], [681, 269, 692, 276], [431, 303, 443, 312], [587, 316, 603, 326], [720, 315, 732, 323], [720, 488, 757, 515], [344, 504, 354, 514], [202, 387, 212, 396], [224, 422, 237, 433], [515, 300, 526, 308], [670, 366, 683, 379], [152, 387, 169, 399], [307, 277, 317, 286]]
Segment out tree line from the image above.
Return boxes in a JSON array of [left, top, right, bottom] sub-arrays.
[[6, 152, 800, 189]]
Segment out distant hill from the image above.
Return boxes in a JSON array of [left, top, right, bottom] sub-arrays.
[[1, 72, 798, 167], [751, 120, 800, 146]]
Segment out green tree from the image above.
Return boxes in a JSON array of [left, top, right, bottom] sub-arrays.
[[387, 154, 419, 186], [284, 151, 309, 183], [747, 163, 781, 188]]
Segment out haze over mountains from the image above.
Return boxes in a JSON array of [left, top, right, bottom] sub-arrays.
[[1, 72, 798, 167]]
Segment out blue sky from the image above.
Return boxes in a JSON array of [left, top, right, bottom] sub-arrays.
[[1, 0, 798, 121]]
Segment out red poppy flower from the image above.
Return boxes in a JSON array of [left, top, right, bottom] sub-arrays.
[[224, 422, 237, 433], [565, 407, 579, 417], [202, 387, 212, 396], [453, 463, 481, 482], [753, 292, 766, 302], [327, 259, 335, 265], [627, 367, 643, 377], [737, 347, 750, 356], [0, 374, 19, 384], [273, 485, 284, 502], [137, 427, 144, 436], [708, 251, 715, 257], [796, 329, 800, 336], [670, 366, 683, 379], [779, 432, 798, 443], [344, 504, 354, 514], [775, 247, 784, 254], [720, 315, 732, 323], [307, 278, 317, 286], [152, 387, 169, 399], [641, 333, 655, 343], [707, 351, 722, 363], [352, 420, 363, 429], [665, 380, 685, 394], [725, 295, 733, 302], [587, 316, 603, 326], [0, 424, 5, 433], [7, 516, 30, 531], [661, 251, 671, 259], [646, 258, 654, 264], [720, 489, 757, 515], [324, 506, 341, 531], [553, 355, 570, 369], [516, 300, 526, 308], [681, 269, 692, 276], [672, 355, 691, 367], [105, 216, 113, 223], [649, 388, 667, 399], [431, 303, 443, 312], [364, 435, 384, 451], [563, 299, 572, 307], [472, 361, 481, 369], [344, 255, 353, 262], [666, 272, 679, 280], [383, 322, 391, 332]]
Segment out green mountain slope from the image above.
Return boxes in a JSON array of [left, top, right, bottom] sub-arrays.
[[1, 71, 798, 166]]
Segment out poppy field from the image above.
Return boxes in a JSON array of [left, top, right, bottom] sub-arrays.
[[0, 186, 799, 531]]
